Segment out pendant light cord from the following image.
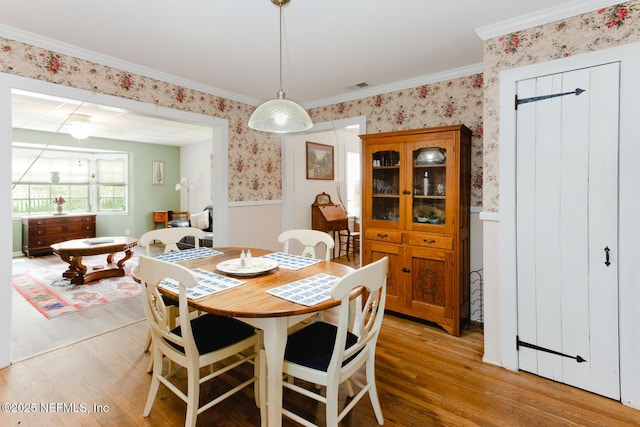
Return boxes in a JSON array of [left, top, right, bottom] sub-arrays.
[[12, 97, 93, 189], [278, 4, 284, 94]]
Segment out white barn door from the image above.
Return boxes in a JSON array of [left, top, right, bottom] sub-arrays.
[[515, 63, 620, 399]]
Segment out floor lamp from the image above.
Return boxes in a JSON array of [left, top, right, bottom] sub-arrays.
[[175, 176, 194, 212]]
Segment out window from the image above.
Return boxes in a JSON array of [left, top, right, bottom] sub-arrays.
[[96, 158, 127, 212], [346, 151, 361, 219], [12, 145, 128, 215]]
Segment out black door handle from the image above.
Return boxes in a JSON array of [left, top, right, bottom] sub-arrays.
[[604, 246, 611, 266]]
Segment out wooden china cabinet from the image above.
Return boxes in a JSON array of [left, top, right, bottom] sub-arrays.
[[360, 125, 471, 336]]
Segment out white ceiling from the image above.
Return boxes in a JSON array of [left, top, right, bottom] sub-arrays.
[[11, 89, 214, 145], [1, 0, 619, 144]]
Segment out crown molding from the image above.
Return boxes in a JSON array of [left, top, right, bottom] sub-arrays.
[[0, 24, 263, 106], [475, 0, 623, 40], [303, 63, 484, 109]]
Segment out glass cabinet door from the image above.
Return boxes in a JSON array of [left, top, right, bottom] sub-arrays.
[[371, 149, 401, 223], [411, 146, 446, 226]]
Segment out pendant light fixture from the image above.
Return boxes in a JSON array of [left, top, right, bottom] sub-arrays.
[[67, 113, 92, 139], [248, 0, 313, 134]]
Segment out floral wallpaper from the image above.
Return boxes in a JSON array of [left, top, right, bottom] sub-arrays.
[[0, 37, 282, 202], [309, 75, 485, 206], [482, 1, 640, 212], [0, 36, 484, 206]]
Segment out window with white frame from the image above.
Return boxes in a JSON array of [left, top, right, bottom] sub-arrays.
[[12, 145, 128, 215], [346, 151, 361, 219]]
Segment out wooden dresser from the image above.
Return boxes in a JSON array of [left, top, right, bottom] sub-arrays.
[[22, 214, 97, 256]]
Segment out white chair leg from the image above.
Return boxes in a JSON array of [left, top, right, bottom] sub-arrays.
[[366, 359, 384, 425], [143, 347, 162, 417], [259, 349, 267, 427], [185, 363, 200, 427], [325, 382, 339, 426], [344, 379, 355, 397], [144, 331, 152, 352], [253, 340, 261, 408], [146, 353, 153, 374]]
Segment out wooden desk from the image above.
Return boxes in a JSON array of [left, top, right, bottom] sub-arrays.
[[311, 194, 349, 258], [152, 210, 169, 229], [173, 247, 354, 427], [51, 236, 138, 286]]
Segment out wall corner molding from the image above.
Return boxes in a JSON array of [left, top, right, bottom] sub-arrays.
[[475, 0, 623, 40]]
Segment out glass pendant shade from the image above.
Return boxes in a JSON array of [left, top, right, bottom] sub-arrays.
[[248, 0, 313, 134], [249, 90, 312, 133], [67, 114, 92, 139]]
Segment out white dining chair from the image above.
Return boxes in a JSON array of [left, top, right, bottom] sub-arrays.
[[280, 256, 388, 427], [138, 255, 263, 427], [278, 229, 336, 326], [278, 229, 335, 261], [139, 227, 206, 371], [139, 227, 205, 255]]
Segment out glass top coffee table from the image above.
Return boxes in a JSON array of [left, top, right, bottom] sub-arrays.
[[50, 236, 138, 286]]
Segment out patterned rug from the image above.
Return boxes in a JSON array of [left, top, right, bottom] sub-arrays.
[[12, 258, 140, 319]]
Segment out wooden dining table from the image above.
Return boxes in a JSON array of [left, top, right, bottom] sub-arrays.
[[167, 247, 355, 427]]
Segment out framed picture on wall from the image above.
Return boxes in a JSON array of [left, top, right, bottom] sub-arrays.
[[152, 160, 165, 185], [306, 141, 334, 180]]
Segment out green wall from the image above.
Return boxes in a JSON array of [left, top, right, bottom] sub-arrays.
[[11, 128, 182, 254]]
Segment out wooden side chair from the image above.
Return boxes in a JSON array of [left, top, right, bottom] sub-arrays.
[[138, 255, 263, 427], [278, 229, 335, 261], [280, 256, 388, 426], [337, 229, 360, 261]]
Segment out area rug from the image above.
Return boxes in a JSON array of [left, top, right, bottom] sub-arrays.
[[12, 258, 140, 319]]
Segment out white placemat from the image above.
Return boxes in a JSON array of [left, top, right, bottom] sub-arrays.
[[159, 268, 244, 300], [266, 273, 338, 306], [262, 252, 322, 270], [154, 247, 222, 263]]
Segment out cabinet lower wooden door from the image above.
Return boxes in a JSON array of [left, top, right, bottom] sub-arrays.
[[406, 246, 456, 333], [364, 240, 404, 310]]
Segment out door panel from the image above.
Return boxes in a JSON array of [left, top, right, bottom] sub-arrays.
[[407, 246, 453, 319], [516, 63, 620, 399], [585, 63, 620, 399], [364, 240, 404, 309], [557, 68, 591, 390]]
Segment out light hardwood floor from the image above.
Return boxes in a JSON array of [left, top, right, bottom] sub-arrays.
[[11, 250, 147, 361], [5, 249, 638, 426], [2, 307, 639, 425]]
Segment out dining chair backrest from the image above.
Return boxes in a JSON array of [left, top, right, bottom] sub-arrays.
[[278, 229, 335, 261], [138, 254, 197, 348], [281, 256, 388, 426], [139, 227, 205, 256], [330, 256, 387, 381]]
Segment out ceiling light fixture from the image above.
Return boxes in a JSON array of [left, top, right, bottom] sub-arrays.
[[67, 113, 92, 140], [248, 0, 312, 134]]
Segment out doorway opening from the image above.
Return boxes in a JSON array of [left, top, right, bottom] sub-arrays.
[[3, 76, 227, 362]]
